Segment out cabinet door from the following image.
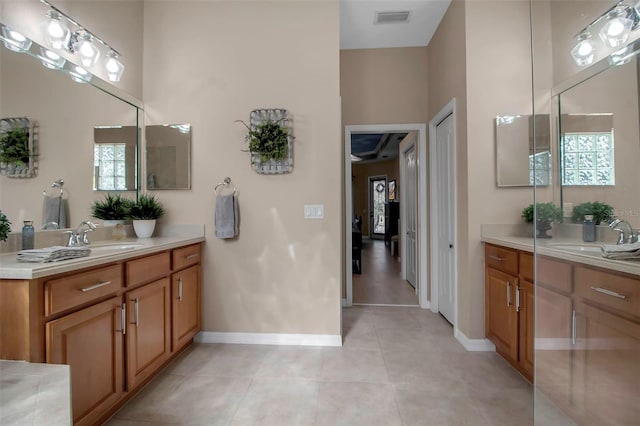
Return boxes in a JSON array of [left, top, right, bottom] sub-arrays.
[[126, 277, 171, 390], [517, 279, 534, 381], [485, 267, 518, 363], [572, 301, 640, 426], [46, 297, 124, 426], [172, 264, 201, 351], [535, 285, 573, 408]]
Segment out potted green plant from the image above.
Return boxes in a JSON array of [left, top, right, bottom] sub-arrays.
[[0, 210, 11, 242], [522, 202, 563, 238], [91, 193, 134, 226], [237, 115, 291, 173], [571, 201, 613, 225], [128, 193, 165, 238], [0, 125, 30, 173]]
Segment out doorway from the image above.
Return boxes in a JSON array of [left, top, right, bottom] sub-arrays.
[[400, 135, 417, 289], [368, 176, 387, 239], [344, 124, 428, 308], [429, 99, 457, 326]]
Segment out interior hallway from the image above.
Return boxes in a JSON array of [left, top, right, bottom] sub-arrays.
[[353, 238, 418, 305], [105, 306, 550, 426]]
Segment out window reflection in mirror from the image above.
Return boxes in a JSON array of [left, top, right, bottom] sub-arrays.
[[94, 126, 138, 191], [145, 124, 191, 190], [495, 114, 551, 187]]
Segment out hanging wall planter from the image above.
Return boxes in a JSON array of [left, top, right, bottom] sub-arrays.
[[238, 108, 293, 174], [0, 117, 38, 178]]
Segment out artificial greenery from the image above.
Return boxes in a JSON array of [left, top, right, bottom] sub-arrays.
[[521, 202, 563, 224], [129, 194, 165, 220], [571, 201, 614, 225], [0, 126, 30, 166], [0, 210, 11, 242], [238, 119, 289, 161], [91, 194, 134, 220]]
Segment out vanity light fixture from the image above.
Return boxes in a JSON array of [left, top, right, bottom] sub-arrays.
[[609, 44, 640, 65], [599, 5, 635, 48], [105, 51, 124, 82], [571, 32, 596, 66], [45, 9, 70, 50], [71, 31, 100, 67], [38, 47, 66, 69], [69, 65, 92, 83], [0, 24, 33, 52]]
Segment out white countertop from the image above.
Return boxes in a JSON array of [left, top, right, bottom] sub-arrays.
[[481, 234, 640, 277], [0, 360, 71, 426], [0, 234, 205, 280]]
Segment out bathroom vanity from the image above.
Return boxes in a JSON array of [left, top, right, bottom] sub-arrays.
[[482, 234, 639, 425], [0, 234, 204, 425]]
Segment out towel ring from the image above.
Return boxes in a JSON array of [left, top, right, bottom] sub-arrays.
[[215, 177, 237, 195]]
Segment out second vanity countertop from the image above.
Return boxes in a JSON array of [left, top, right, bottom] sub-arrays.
[[0, 230, 205, 280], [482, 233, 640, 277]]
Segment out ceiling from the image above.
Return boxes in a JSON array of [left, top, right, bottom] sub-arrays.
[[351, 132, 409, 163], [340, 0, 452, 50]]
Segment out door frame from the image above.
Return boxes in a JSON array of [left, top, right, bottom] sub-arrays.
[[367, 175, 388, 239], [428, 98, 458, 325], [398, 134, 416, 286], [344, 123, 428, 308]]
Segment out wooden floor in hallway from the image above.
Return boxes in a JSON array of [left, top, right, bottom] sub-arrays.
[[353, 238, 418, 305]]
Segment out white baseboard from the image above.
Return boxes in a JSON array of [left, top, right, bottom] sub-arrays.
[[454, 328, 496, 352], [195, 331, 342, 347]]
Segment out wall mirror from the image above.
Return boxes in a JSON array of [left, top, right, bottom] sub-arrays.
[[93, 126, 138, 191], [495, 114, 551, 187], [145, 124, 191, 190], [555, 50, 640, 228], [0, 37, 141, 230]]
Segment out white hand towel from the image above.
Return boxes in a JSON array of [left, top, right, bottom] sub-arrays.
[[215, 193, 238, 239], [601, 241, 640, 260]]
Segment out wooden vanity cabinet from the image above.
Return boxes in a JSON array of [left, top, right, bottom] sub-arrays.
[[485, 266, 519, 363], [172, 264, 201, 351]]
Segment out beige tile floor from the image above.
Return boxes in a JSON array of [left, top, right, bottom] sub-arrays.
[[106, 306, 542, 426], [353, 239, 418, 305]]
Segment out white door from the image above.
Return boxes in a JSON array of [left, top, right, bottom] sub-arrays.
[[435, 114, 456, 324], [403, 145, 418, 289]]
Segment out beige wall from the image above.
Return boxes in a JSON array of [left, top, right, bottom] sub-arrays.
[[352, 160, 399, 236], [340, 47, 429, 126], [143, 1, 341, 335]]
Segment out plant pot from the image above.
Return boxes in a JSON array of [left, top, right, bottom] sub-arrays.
[[133, 219, 156, 239], [536, 220, 553, 238]]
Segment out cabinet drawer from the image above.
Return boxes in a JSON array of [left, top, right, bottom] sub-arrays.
[[485, 244, 518, 275], [173, 244, 201, 271], [44, 265, 122, 316], [575, 266, 640, 318], [126, 252, 171, 287], [537, 256, 573, 294], [519, 252, 534, 282]]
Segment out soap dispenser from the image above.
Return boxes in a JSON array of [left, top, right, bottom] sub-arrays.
[[582, 214, 596, 242]]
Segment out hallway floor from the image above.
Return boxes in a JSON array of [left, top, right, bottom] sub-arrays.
[[353, 239, 418, 305], [106, 306, 545, 426]]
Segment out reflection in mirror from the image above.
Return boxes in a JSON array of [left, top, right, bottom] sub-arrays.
[[495, 114, 551, 187], [146, 124, 191, 190], [557, 56, 640, 228], [0, 37, 140, 230], [94, 126, 138, 191]]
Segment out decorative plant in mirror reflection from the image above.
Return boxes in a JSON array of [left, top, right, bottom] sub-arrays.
[[0, 125, 29, 166], [0, 210, 11, 242], [91, 193, 134, 221], [571, 201, 614, 225], [522, 202, 563, 238]]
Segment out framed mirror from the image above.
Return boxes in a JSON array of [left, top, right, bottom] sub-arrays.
[[495, 114, 551, 187], [145, 124, 191, 190]]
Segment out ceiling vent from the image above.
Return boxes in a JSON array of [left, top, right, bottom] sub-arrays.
[[374, 11, 411, 25]]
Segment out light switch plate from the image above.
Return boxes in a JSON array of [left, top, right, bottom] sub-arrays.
[[304, 204, 324, 219]]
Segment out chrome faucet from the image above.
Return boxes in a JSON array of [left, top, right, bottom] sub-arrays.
[[65, 221, 97, 247], [609, 218, 637, 244]]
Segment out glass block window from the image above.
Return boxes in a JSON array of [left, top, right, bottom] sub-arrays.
[[94, 143, 127, 190], [561, 132, 615, 186], [529, 151, 551, 186]]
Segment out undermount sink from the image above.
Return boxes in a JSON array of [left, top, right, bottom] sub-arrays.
[[89, 242, 145, 253], [548, 243, 602, 253]]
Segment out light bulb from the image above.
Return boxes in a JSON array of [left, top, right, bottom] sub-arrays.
[[39, 47, 66, 69], [70, 66, 92, 83], [599, 7, 634, 48], [571, 33, 595, 66], [75, 32, 100, 67], [105, 51, 124, 82], [0, 24, 32, 52], [45, 10, 70, 50]]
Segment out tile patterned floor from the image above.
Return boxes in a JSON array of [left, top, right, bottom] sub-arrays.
[[107, 306, 535, 426], [353, 239, 418, 305]]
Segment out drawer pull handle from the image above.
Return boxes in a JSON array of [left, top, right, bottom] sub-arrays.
[[590, 286, 628, 300], [80, 280, 112, 292], [185, 253, 200, 260], [489, 255, 505, 262]]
